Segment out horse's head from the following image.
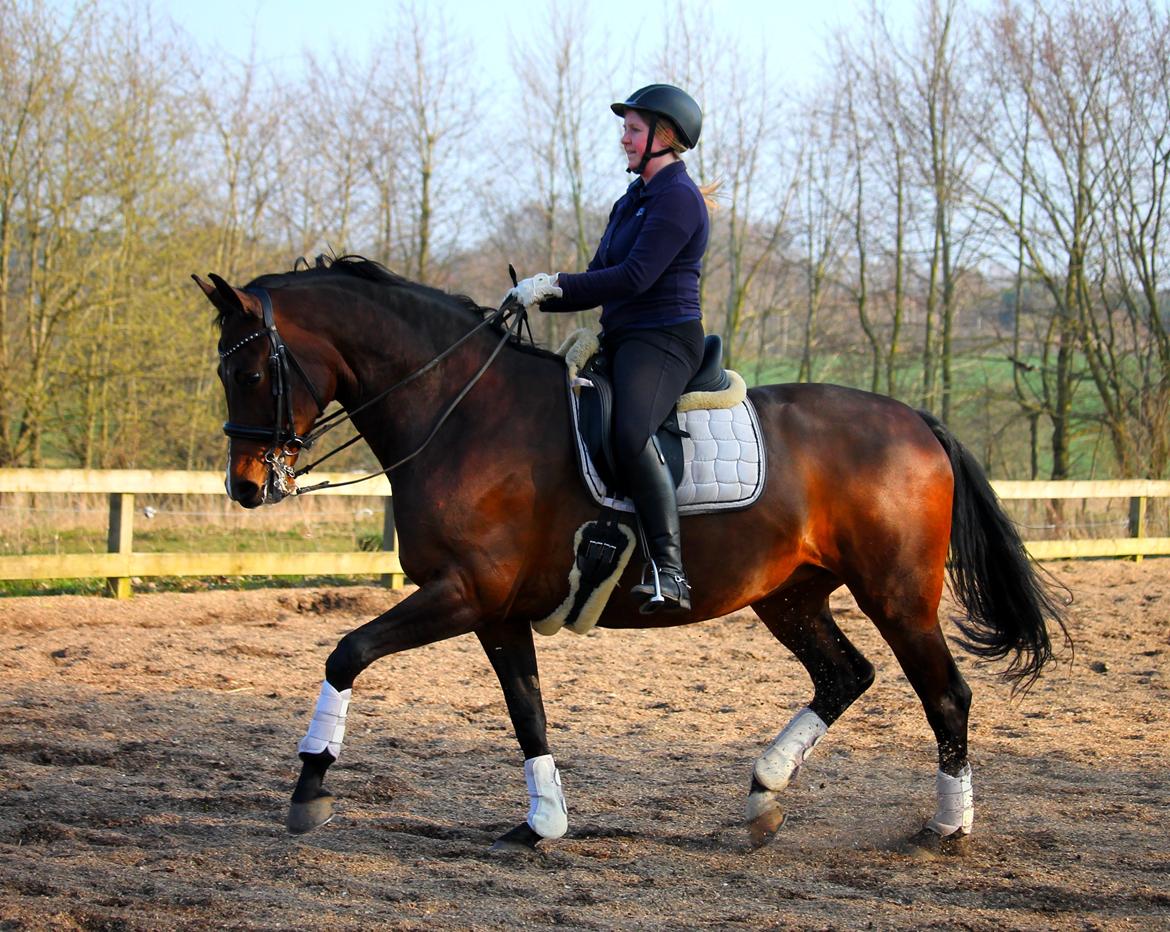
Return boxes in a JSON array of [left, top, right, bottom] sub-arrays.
[[195, 273, 328, 508]]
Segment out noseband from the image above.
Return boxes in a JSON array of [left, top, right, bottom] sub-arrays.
[[220, 288, 325, 490]]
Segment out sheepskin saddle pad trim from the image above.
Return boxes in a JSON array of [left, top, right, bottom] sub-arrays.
[[532, 517, 638, 637]]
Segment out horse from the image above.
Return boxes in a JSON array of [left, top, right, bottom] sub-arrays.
[[195, 255, 1066, 853]]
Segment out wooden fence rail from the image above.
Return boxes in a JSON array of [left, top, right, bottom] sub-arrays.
[[0, 469, 403, 597], [1, 471, 1167, 598]]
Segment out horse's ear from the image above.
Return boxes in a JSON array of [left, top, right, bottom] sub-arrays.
[[195, 273, 262, 319]]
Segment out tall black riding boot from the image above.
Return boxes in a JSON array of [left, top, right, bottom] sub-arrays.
[[625, 438, 692, 614]]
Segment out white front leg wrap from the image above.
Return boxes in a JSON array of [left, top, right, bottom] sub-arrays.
[[926, 764, 974, 836], [524, 754, 568, 839], [297, 681, 351, 759], [753, 707, 828, 792]]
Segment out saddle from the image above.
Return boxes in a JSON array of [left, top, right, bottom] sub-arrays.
[[576, 334, 731, 495], [534, 331, 765, 637]]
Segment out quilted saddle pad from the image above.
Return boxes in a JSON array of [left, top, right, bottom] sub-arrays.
[[567, 378, 767, 516]]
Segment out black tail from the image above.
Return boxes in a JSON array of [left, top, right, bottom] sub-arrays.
[[919, 411, 1070, 692]]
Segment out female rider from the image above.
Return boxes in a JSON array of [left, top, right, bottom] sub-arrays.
[[508, 84, 709, 614]]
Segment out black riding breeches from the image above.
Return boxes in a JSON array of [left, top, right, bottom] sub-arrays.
[[603, 320, 705, 471]]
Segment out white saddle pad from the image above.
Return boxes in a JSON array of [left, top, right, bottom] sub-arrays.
[[567, 380, 767, 515]]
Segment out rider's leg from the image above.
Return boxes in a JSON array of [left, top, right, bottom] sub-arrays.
[[625, 437, 690, 611], [608, 321, 703, 612]]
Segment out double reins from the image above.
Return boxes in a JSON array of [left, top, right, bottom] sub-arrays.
[[221, 280, 530, 496]]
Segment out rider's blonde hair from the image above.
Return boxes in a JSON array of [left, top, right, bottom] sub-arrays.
[[656, 120, 721, 212]]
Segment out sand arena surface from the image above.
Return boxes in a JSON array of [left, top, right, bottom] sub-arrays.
[[0, 560, 1166, 930]]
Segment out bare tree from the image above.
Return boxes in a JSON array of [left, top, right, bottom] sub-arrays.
[[1084, 0, 1170, 476], [974, 0, 1118, 477], [385, 3, 478, 285], [794, 90, 851, 384], [506, 0, 610, 345]]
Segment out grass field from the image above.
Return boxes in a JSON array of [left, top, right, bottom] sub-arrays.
[[748, 349, 1120, 480]]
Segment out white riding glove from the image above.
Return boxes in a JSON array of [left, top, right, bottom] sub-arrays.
[[507, 272, 562, 308]]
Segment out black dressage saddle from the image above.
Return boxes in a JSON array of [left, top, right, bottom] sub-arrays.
[[575, 334, 730, 496]]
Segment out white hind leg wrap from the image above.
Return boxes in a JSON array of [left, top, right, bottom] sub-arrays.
[[297, 681, 351, 759], [525, 754, 568, 839], [753, 707, 828, 792], [926, 763, 974, 836]]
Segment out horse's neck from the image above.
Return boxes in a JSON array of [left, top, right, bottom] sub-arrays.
[[325, 293, 562, 475]]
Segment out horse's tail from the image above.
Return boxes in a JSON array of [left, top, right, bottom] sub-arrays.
[[919, 411, 1070, 692]]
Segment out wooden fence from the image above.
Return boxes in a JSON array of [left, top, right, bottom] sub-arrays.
[[0, 470, 1167, 598], [0, 469, 403, 598]]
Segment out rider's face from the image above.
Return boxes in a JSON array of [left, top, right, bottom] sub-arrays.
[[620, 111, 652, 170]]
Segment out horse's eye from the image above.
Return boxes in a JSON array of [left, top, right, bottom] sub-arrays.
[[235, 371, 262, 386]]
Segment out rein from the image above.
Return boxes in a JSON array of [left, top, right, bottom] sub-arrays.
[[222, 285, 529, 496]]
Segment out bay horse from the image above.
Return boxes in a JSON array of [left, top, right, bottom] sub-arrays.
[[195, 256, 1066, 853]]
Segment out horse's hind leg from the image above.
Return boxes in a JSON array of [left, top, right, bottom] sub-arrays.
[[880, 618, 973, 848], [852, 580, 974, 850], [746, 580, 875, 847]]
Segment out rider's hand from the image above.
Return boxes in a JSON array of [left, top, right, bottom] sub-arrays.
[[506, 273, 562, 308]]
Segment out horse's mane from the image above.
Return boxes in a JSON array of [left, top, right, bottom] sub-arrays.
[[224, 254, 562, 361], [239, 254, 491, 321]]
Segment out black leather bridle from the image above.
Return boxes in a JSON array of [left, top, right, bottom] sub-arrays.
[[219, 283, 530, 497], [219, 287, 327, 494]]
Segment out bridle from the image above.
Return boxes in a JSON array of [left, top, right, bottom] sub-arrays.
[[220, 283, 530, 497], [220, 288, 326, 495]]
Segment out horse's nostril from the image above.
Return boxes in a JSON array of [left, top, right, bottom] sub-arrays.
[[232, 479, 262, 506]]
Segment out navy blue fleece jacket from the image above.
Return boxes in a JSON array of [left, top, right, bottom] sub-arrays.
[[543, 160, 708, 333]]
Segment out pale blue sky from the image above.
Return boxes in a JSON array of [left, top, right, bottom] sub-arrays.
[[162, 0, 919, 88]]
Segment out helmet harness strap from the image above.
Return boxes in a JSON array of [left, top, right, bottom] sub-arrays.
[[628, 112, 675, 175]]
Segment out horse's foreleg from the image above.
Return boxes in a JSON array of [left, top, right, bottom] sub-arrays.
[[287, 577, 481, 834], [747, 589, 875, 847], [477, 622, 567, 852]]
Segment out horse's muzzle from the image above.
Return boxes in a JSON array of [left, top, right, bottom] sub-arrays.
[[229, 476, 266, 508], [226, 456, 288, 508]]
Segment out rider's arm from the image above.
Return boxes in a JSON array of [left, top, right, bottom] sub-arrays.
[[553, 184, 703, 310]]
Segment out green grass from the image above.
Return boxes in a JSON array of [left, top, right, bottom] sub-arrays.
[[0, 522, 385, 557], [742, 348, 1122, 479]]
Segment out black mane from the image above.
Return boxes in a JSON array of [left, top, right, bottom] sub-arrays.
[[215, 254, 563, 362], [243, 254, 495, 323]]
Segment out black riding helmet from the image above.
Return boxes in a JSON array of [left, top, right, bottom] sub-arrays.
[[611, 84, 702, 148]]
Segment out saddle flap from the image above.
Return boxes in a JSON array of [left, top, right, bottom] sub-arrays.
[[576, 356, 684, 493]]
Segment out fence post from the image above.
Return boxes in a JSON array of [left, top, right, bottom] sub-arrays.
[[1128, 495, 1147, 563], [106, 492, 134, 598], [382, 495, 405, 589]]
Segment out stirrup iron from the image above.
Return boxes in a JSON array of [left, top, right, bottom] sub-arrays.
[[642, 558, 664, 608]]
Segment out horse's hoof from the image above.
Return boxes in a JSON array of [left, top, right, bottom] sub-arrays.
[[746, 791, 785, 849], [489, 822, 543, 854], [287, 791, 335, 835], [901, 826, 970, 858]]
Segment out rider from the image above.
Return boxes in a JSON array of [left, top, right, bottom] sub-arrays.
[[508, 83, 709, 614]]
